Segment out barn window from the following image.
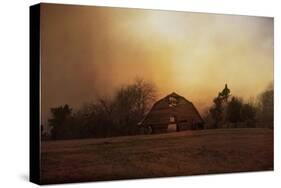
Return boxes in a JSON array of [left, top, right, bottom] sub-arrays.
[[170, 116, 175, 123], [169, 96, 178, 107]]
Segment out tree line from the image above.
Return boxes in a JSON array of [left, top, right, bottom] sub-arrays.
[[42, 81, 273, 140], [43, 79, 157, 140], [204, 83, 273, 129]]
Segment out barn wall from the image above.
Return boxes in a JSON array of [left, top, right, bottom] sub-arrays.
[[151, 124, 168, 134], [141, 93, 204, 134]]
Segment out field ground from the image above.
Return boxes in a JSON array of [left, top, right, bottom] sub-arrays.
[[41, 128, 273, 184]]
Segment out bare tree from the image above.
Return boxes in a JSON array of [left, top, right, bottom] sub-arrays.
[[114, 78, 157, 135], [47, 79, 157, 139]]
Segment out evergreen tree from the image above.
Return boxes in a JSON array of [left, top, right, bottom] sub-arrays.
[[210, 84, 231, 128], [48, 104, 72, 140]]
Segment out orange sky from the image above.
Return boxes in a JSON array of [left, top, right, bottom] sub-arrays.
[[41, 4, 273, 124]]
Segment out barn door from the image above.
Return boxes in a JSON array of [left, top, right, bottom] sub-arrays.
[[168, 116, 178, 132]]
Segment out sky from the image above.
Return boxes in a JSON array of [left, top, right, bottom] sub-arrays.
[[41, 4, 273, 125]]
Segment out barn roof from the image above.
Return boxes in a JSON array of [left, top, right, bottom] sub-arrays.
[[140, 92, 203, 126]]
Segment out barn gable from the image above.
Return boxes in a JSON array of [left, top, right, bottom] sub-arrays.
[[140, 92, 203, 134]]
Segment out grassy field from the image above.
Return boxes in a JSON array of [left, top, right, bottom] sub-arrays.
[[41, 128, 273, 184]]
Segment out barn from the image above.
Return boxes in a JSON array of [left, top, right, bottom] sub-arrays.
[[140, 92, 204, 134]]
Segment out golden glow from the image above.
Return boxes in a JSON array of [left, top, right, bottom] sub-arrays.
[[41, 4, 273, 121]]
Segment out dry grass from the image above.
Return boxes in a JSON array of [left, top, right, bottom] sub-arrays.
[[41, 128, 273, 184]]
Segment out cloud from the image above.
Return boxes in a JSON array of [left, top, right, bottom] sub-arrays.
[[40, 4, 273, 123]]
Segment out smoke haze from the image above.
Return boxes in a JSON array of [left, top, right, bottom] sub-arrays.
[[41, 4, 273, 124]]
